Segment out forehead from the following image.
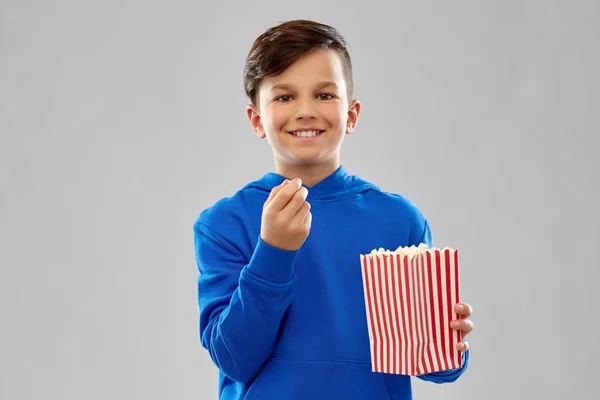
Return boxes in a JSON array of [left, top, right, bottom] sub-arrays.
[[261, 49, 347, 91]]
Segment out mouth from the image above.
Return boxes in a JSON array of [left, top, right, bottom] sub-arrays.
[[287, 129, 325, 138]]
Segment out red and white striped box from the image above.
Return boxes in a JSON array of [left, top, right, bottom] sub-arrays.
[[360, 245, 462, 376]]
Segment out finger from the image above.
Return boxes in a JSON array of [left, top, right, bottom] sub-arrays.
[[269, 178, 303, 211], [450, 319, 474, 334], [281, 186, 309, 218], [292, 201, 311, 224], [303, 209, 312, 228], [455, 303, 473, 317], [457, 341, 469, 352], [264, 180, 289, 207]]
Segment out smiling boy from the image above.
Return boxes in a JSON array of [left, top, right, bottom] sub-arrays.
[[193, 20, 474, 400]]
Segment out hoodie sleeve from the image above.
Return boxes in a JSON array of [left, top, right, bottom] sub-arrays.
[[413, 218, 470, 384], [194, 219, 298, 383]]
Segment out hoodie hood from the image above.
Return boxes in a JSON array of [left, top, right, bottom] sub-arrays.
[[241, 165, 379, 201]]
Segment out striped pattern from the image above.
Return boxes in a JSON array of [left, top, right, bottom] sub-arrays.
[[360, 249, 462, 376]]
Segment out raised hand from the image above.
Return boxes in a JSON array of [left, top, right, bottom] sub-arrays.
[[261, 178, 312, 251]]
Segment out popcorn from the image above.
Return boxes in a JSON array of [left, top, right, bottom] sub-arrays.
[[360, 245, 462, 376], [369, 243, 450, 257]]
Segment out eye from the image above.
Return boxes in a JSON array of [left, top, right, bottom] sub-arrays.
[[318, 93, 334, 100], [276, 95, 293, 102]]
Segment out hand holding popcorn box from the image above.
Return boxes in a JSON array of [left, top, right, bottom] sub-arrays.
[[360, 244, 462, 376]]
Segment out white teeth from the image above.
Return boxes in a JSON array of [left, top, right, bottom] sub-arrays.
[[292, 130, 320, 137]]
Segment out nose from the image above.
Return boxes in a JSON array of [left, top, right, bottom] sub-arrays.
[[294, 97, 318, 120]]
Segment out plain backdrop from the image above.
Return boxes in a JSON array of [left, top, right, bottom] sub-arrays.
[[1, 0, 599, 399]]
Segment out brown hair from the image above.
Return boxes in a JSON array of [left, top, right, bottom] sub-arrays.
[[243, 19, 353, 106]]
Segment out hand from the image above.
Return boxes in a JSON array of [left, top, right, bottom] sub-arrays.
[[450, 302, 474, 352], [261, 178, 312, 251]]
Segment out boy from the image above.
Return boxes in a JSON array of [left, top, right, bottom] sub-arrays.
[[193, 19, 474, 399]]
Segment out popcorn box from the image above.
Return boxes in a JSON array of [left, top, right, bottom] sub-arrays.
[[360, 244, 462, 376]]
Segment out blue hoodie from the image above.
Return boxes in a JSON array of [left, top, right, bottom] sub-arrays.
[[193, 166, 469, 400]]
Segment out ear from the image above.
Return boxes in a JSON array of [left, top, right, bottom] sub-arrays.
[[345, 99, 361, 134], [246, 104, 266, 139]]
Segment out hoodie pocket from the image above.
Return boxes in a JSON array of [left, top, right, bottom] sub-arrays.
[[245, 358, 397, 400]]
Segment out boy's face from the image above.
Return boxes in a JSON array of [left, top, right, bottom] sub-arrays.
[[247, 49, 360, 170]]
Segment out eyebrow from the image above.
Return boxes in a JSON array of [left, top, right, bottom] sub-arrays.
[[270, 81, 339, 92]]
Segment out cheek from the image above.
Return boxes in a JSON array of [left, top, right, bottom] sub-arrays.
[[322, 104, 347, 127], [264, 105, 289, 130]]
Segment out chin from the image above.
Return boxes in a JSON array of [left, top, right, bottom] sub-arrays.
[[286, 152, 326, 164]]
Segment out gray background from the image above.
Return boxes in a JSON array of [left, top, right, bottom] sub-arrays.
[[1, 0, 598, 399]]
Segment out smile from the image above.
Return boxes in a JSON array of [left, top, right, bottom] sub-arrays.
[[288, 129, 325, 138]]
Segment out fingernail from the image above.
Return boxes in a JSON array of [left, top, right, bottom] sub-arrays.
[[457, 304, 464, 311]]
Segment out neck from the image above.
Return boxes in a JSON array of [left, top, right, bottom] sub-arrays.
[[274, 160, 340, 187]]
